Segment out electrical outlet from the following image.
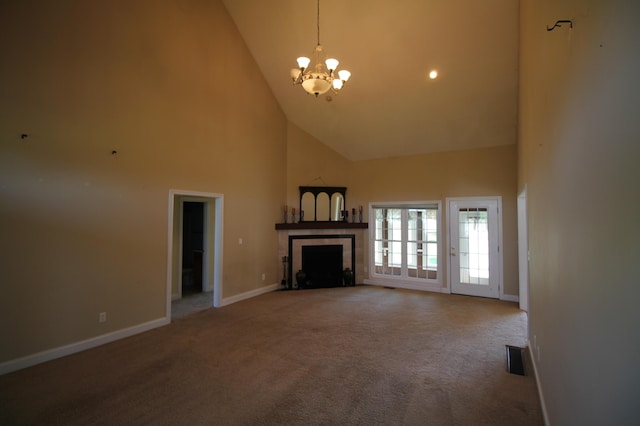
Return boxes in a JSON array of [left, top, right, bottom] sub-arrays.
[[99, 312, 107, 323]]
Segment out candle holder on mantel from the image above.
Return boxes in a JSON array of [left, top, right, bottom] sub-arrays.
[[283, 205, 288, 224]]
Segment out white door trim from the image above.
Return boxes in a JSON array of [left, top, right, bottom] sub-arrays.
[[446, 196, 503, 299], [167, 190, 224, 320], [518, 188, 529, 311]]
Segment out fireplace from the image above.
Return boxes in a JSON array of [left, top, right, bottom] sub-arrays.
[[301, 245, 344, 288], [286, 234, 356, 289], [277, 225, 366, 290]]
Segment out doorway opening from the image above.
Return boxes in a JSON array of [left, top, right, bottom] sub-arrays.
[[167, 190, 224, 320]]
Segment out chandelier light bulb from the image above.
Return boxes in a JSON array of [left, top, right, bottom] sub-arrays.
[[333, 79, 344, 90], [297, 57, 311, 69], [325, 58, 339, 72], [338, 70, 351, 82]]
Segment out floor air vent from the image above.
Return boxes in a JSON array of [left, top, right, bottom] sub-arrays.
[[506, 345, 527, 376]]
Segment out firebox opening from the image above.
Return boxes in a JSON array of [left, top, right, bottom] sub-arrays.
[[301, 245, 344, 288]]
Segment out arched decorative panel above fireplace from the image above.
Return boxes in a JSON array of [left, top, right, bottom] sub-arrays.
[[299, 186, 346, 222]]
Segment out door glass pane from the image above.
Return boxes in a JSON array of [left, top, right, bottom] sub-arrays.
[[407, 209, 437, 279], [458, 208, 489, 285], [374, 208, 402, 276]]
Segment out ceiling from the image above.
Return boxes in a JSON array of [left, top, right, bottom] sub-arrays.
[[221, 0, 519, 161]]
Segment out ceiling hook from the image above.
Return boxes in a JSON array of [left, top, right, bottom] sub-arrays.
[[547, 20, 573, 31]]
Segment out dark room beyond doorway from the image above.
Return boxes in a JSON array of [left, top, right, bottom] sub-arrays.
[[182, 201, 204, 295]]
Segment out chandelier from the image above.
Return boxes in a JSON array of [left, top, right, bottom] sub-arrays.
[[290, 0, 351, 97]]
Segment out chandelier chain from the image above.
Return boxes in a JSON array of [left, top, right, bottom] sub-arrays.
[[316, 0, 320, 45]]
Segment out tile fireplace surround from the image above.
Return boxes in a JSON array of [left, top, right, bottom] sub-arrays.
[[276, 223, 368, 288]]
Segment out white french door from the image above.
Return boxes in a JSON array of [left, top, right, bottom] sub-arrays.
[[448, 198, 502, 299]]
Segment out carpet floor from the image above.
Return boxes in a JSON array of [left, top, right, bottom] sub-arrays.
[[0, 286, 543, 425]]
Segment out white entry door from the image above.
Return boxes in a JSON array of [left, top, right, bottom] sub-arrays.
[[448, 198, 502, 298]]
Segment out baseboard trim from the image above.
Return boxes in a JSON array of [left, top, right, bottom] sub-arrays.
[[501, 294, 519, 303], [1, 284, 281, 375], [0, 317, 170, 376], [527, 342, 550, 425], [362, 279, 446, 294], [219, 283, 280, 307]]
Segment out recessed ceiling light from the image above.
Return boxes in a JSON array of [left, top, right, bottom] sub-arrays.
[[428, 70, 438, 80]]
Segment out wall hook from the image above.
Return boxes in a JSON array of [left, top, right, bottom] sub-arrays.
[[547, 20, 573, 31], [20, 133, 29, 139]]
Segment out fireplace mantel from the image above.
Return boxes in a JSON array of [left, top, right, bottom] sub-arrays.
[[275, 222, 368, 230]]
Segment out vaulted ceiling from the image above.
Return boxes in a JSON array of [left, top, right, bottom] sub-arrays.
[[221, 0, 519, 161]]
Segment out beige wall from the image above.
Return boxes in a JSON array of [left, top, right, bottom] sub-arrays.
[[349, 145, 519, 296], [286, 122, 352, 209], [286, 126, 519, 297], [519, 0, 640, 423], [0, 0, 287, 363], [0, 0, 522, 369]]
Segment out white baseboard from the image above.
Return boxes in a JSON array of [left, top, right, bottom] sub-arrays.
[[364, 280, 521, 304], [219, 283, 280, 307], [501, 294, 519, 302], [362, 279, 446, 294], [0, 317, 170, 376], [528, 342, 550, 425], [1, 283, 282, 375]]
